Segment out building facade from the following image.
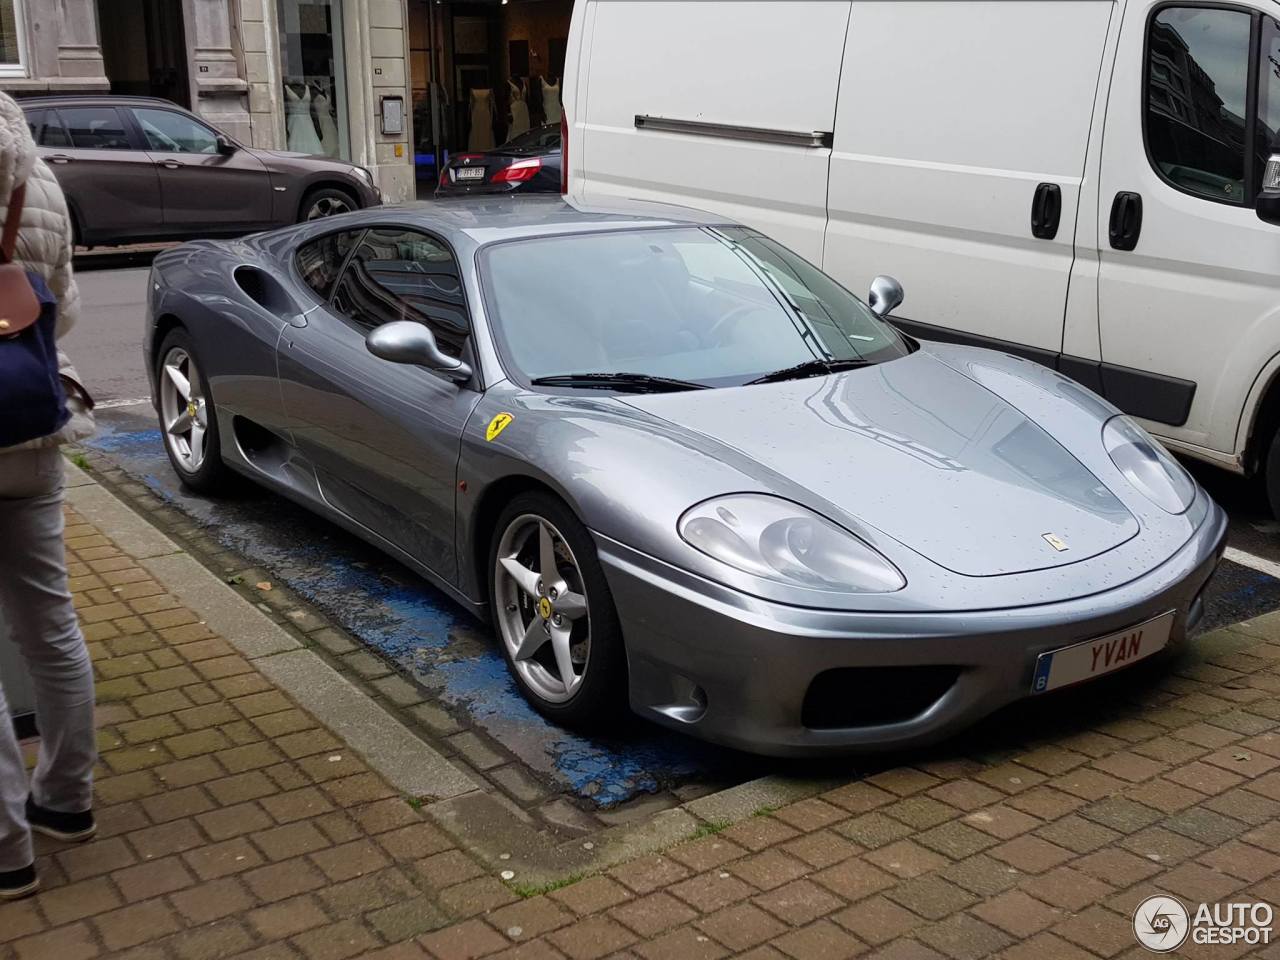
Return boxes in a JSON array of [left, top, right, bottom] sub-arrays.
[[0, 0, 416, 202]]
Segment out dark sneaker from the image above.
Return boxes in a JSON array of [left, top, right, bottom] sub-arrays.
[[0, 864, 38, 900], [26, 798, 95, 843]]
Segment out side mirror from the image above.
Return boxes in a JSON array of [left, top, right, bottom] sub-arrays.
[[868, 275, 904, 319], [215, 135, 238, 156], [366, 320, 472, 383], [1258, 155, 1280, 227]]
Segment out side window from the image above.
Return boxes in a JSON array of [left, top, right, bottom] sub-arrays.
[[1146, 6, 1251, 204], [295, 230, 362, 302], [331, 228, 469, 358], [56, 107, 132, 150], [23, 109, 41, 142], [40, 111, 71, 149], [134, 108, 220, 155]]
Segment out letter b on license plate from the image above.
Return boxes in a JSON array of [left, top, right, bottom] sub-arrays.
[[1031, 611, 1175, 694]]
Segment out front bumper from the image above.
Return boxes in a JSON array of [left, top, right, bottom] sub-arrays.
[[597, 498, 1228, 757]]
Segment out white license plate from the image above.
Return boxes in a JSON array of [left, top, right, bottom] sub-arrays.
[[457, 167, 485, 180], [1031, 611, 1175, 694]]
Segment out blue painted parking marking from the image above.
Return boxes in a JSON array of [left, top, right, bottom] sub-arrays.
[[85, 422, 731, 807]]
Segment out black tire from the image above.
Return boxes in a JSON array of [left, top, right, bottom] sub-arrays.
[[298, 186, 357, 222], [488, 491, 628, 727], [1266, 428, 1280, 519], [154, 328, 235, 495]]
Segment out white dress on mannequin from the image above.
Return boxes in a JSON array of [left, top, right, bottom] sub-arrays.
[[312, 90, 341, 157], [285, 84, 324, 155], [507, 79, 530, 138], [469, 88, 495, 151], [541, 77, 561, 125]]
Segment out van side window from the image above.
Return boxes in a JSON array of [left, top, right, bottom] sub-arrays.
[[1146, 6, 1251, 204], [1256, 17, 1280, 191]]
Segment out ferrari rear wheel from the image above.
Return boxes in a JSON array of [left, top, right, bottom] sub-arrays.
[[490, 492, 626, 726], [156, 329, 233, 494]]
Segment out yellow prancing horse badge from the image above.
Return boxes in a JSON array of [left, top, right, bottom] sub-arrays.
[[485, 412, 514, 442], [538, 597, 552, 620]]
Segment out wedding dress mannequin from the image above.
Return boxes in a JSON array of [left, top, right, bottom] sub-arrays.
[[285, 84, 324, 155], [312, 87, 341, 157], [541, 76, 561, 125], [469, 88, 495, 151], [507, 79, 530, 138]]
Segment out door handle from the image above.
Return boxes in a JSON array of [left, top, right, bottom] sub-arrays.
[[47, 154, 72, 164], [159, 160, 183, 169], [1109, 191, 1142, 251], [1031, 182, 1062, 240]]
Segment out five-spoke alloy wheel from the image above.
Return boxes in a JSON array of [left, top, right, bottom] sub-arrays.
[[155, 329, 232, 493], [490, 492, 626, 724], [301, 188, 355, 222]]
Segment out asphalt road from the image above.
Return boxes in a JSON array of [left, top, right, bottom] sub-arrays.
[[65, 262, 1280, 805]]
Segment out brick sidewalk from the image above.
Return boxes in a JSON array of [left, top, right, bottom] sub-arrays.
[[4, 507, 1280, 959]]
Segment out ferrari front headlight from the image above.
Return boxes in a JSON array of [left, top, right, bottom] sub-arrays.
[[1102, 415, 1195, 514], [678, 494, 905, 594]]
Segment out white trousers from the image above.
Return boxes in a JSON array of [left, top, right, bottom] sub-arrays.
[[0, 448, 96, 871]]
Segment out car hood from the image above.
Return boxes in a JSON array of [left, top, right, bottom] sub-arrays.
[[620, 349, 1138, 577]]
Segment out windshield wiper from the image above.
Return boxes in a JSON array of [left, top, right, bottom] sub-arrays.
[[746, 358, 874, 385], [530, 372, 710, 393]]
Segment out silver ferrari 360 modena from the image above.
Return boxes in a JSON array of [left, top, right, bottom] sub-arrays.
[[144, 196, 1227, 756]]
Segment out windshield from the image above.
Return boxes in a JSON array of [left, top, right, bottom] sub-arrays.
[[482, 226, 911, 387]]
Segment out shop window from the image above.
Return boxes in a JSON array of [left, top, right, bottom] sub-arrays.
[[277, 0, 349, 159], [1145, 6, 1251, 204], [331, 228, 468, 358], [0, 1, 26, 78]]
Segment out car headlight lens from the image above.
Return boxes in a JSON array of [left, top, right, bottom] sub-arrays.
[[352, 165, 375, 187], [1102, 415, 1195, 514], [678, 494, 905, 593]]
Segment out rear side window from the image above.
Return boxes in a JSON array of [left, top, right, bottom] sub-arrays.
[[56, 107, 132, 150], [295, 230, 362, 302], [40, 112, 71, 148], [331, 228, 469, 358], [1145, 6, 1252, 204]]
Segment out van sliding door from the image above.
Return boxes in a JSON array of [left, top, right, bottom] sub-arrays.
[[575, 1, 852, 263], [824, 1, 1114, 359]]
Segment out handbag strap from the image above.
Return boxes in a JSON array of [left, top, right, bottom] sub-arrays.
[[1, 182, 25, 265]]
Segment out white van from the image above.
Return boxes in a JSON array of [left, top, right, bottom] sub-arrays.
[[563, 0, 1280, 512]]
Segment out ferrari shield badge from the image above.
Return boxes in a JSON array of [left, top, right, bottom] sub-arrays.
[[486, 412, 514, 442], [1042, 532, 1068, 552]]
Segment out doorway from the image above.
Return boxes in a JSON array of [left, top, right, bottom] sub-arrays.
[[97, 0, 191, 107], [408, 0, 573, 197]]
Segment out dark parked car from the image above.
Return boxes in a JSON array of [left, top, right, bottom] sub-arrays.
[[19, 95, 382, 246], [436, 124, 561, 197]]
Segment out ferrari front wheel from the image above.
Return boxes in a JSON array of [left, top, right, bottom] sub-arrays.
[[156, 329, 233, 494], [490, 492, 626, 726]]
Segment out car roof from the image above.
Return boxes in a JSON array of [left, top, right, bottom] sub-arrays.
[[360, 195, 740, 246], [17, 95, 188, 111]]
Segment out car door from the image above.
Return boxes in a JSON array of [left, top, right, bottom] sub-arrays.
[[1096, 0, 1280, 452], [38, 106, 163, 240], [276, 226, 481, 581], [130, 106, 275, 232]]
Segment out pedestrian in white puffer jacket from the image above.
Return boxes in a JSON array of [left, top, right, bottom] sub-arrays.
[[0, 90, 99, 901]]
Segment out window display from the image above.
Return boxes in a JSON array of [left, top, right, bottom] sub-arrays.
[[277, 0, 349, 159]]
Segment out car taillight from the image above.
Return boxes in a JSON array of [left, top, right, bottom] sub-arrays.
[[491, 157, 542, 183], [561, 112, 569, 194], [439, 168, 450, 186]]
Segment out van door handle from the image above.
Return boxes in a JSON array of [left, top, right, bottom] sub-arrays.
[[1109, 191, 1143, 251], [1031, 182, 1062, 239]]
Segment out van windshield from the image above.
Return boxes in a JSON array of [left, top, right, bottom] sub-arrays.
[[482, 226, 911, 388]]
